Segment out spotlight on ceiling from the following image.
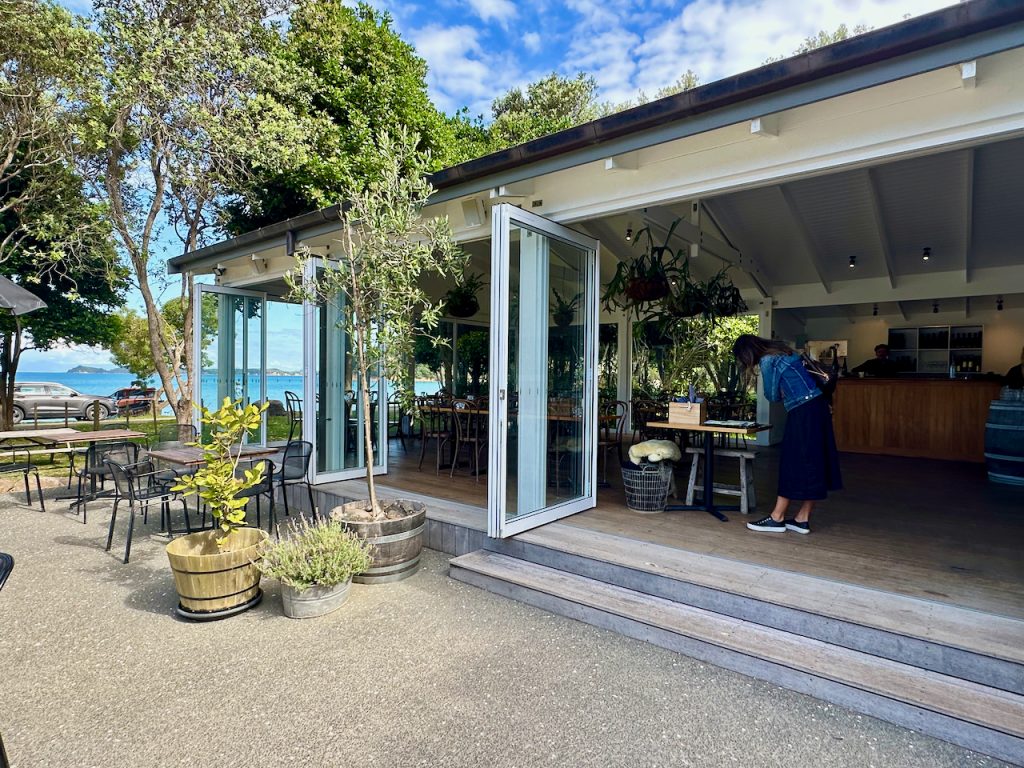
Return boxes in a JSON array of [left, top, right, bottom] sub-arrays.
[[922, 246, 931, 262], [625, 225, 633, 242], [848, 255, 856, 269], [932, 301, 939, 314], [872, 303, 878, 316], [997, 296, 1004, 311]]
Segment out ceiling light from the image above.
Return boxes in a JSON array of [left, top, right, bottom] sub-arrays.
[[872, 303, 878, 316], [625, 224, 633, 242], [922, 246, 931, 262], [932, 301, 939, 314], [848, 255, 856, 269], [997, 296, 1004, 311]]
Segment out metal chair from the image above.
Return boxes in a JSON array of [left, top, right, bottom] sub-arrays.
[[0, 551, 13, 591], [233, 458, 276, 532], [284, 391, 303, 442], [597, 400, 627, 486], [417, 396, 452, 474], [274, 440, 315, 520], [74, 441, 140, 523], [0, 449, 45, 512], [387, 393, 409, 451], [147, 424, 198, 486], [104, 459, 192, 564], [450, 399, 487, 481], [156, 422, 198, 444]]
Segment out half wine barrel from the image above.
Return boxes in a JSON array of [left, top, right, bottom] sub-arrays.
[[985, 399, 1024, 486], [333, 501, 426, 584], [166, 527, 268, 618]]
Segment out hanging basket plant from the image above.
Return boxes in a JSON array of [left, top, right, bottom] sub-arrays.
[[444, 271, 486, 318], [551, 290, 582, 327]]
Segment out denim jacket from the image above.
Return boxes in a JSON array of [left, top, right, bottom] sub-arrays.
[[759, 353, 821, 412]]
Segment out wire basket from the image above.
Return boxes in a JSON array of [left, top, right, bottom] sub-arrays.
[[621, 461, 674, 512]]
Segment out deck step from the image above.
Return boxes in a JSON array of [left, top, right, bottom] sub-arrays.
[[485, 523, 1024, 694], [450, 550, 1024, 765]]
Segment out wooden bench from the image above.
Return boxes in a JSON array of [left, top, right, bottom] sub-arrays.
[[684, 445, 757, 514]]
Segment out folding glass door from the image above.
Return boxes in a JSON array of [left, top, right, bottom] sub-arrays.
[[301, 258, 387, 484], [487, 204, 600, 538], [194, 284, 266, 443]]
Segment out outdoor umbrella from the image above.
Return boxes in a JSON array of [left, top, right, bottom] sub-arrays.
[[0, 276, 46, 315]]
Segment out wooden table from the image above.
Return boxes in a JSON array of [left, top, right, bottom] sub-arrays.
[[147, 444, 279, 468], [646, 421, 771, 521]]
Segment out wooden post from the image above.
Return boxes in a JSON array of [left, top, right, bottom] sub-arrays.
[[92, 400, 100, 431]]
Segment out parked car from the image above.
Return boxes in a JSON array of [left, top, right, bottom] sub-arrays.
[[12, 382, 118, 424], [111, 386, 156, 416]]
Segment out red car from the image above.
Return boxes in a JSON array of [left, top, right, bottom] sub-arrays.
[[111, 387, 156, 415]]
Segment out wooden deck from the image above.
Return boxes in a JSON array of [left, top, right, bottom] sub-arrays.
[[363, 440, 1024, 620]]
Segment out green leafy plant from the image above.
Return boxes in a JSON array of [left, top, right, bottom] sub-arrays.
[[173, 398, 269, 545], [444, 271, 486, 318], [257, 516, 373, 591], [551, 289, 582, 327]]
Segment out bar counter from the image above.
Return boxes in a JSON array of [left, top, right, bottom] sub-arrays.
[[832, 378, 1002, 462]]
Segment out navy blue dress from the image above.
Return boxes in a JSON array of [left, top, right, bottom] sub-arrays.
[[760, 354, 842, 501]]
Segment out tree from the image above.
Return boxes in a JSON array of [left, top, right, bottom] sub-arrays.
[[0, 161, 124, 428], [83, 0, 310, 428], [288, 129, 463, 513], [487, 73, 599, 152], [225, 0, 463, 233]]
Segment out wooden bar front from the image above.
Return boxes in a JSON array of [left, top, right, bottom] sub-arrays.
[[832, 379, 1001, 462]]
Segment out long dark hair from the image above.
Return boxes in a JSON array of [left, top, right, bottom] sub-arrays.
[[732, 334, 794, 373]]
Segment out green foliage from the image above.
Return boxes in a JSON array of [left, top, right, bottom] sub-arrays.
[[257, 516, 372, 590], [173, 398, 270, 546], [443, 271, 486, 318], [456, 330, 488, 396], [287, 128, 464, 511], [224, 0, 461, 232], [109, 295, 218, 383], [487, 73, 598, 152]]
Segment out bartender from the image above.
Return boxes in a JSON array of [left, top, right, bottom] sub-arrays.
[[1005, 346, 1024, 389], [850, 343, 900, 378]]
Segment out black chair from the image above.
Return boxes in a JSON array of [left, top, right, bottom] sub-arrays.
[[417, 396, 451, 474], [274, 441, 315, 520], [0, 449, 45, 512], [147, 424, 199, 486], [156, 422, 198, 445], [284, 391, 303, 442], [387, 393, 408, 451], [104, 459, 192, 564], [233, 458, 276, 532], [74, 441, 141, 523], [598, 400, 627, 486], [450, 399, 487, 482], [0, 551, 12, 591]]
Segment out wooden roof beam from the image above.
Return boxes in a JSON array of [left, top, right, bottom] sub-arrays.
[[777, 185, 832, 294]]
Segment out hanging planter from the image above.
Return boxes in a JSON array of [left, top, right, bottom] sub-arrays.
[[444, 272, 486, 318], [551, 290, 582, 327]]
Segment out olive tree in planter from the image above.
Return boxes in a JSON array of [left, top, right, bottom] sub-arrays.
[[166, 398, 270, 620], [287, 128, 464, 584]]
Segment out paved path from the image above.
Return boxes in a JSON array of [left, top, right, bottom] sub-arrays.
[[0, 494, 1008, 768]]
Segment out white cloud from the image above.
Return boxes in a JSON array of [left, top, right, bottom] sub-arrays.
[[523, 31, 542, 54], [465, 0, 517, 27]]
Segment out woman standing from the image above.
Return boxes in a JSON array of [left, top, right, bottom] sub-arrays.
[[732, 335, 842, 534]]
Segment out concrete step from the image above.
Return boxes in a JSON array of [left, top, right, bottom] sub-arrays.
[[484, 523, 1024, 695], [450, 550, 1024, 766]]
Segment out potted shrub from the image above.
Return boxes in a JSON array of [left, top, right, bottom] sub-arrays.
[[258, 516, 372, 619], [288, 128, 464, 584], [444, 271, 485, 318], [166, 398, 270, 620]]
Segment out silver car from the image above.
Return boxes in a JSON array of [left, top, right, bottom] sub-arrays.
[[12, 382, 118, 424]]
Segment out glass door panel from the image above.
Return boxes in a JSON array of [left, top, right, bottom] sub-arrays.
[[488, 204, 599, 538], [195, 285, 266, 443], [303, 259, 386, 484]]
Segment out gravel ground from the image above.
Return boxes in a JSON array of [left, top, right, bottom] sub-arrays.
[[0, 492, 1010, 768]]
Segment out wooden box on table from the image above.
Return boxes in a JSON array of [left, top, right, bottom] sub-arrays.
[[668, 401, 707, 426]]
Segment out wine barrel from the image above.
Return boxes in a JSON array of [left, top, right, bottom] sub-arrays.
[[333, 501, 425, 584], [984, 400, 1024, 486], [166, 527, 268, 619]]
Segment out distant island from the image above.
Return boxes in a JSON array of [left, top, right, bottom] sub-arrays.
[[66, 366, 130, 374]]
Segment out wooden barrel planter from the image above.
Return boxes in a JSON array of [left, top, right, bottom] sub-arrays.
[[985, 399, 1024, 486], [332, 501, 425, 584], [166, 527, 269, 620]]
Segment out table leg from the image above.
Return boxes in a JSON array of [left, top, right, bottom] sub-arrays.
[[663, 434, 731, 522]]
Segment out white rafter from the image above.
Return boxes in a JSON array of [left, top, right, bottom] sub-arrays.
[[777, 185, 832, 294], [864, 168, 897, 289]]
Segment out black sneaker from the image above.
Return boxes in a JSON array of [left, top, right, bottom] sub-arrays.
[[784, 519, 810, 535], [746, 515, 786, 533]]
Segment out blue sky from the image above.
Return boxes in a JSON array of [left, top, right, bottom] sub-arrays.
[[27, 0, 954, 372]]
